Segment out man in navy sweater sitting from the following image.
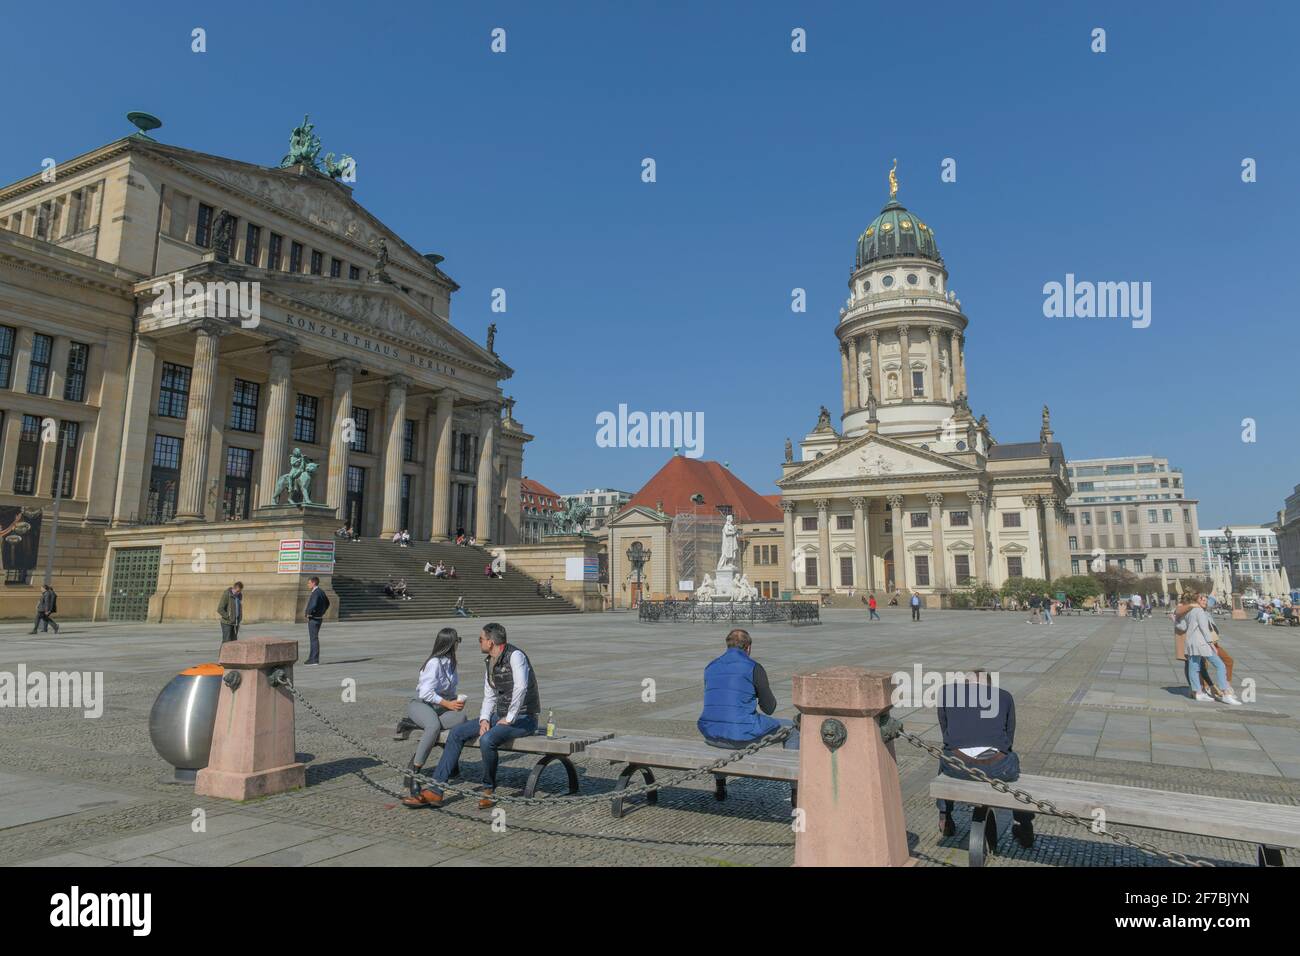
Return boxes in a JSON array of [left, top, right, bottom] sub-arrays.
[[936, 670, 1034, 848]]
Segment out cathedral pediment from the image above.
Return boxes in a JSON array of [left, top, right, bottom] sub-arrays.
[[779, 434, 976, 487]]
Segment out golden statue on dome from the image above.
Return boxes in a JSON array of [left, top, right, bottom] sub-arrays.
[[889, 158, 899, 199]]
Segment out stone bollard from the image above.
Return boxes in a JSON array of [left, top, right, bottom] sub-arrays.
[[793, 666, 912, 866], [195, 638, 306, 800]]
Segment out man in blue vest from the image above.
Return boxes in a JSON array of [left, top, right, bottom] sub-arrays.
[[698, 628, 798, 750]]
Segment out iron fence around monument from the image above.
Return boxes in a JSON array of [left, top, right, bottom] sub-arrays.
[[638, 598, 820, 625]]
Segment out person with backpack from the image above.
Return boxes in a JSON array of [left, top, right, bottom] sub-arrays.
[[31, 584, 59, 634]]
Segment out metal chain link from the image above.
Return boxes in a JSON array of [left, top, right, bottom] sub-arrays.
[[279, 677, 792, 807], [899, 729, 1214, 867]]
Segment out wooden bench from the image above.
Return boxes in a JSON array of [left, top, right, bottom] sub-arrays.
[[930, 772, 1300, 867], [403, 726, 614, 797], [586, 734, 799, 818]]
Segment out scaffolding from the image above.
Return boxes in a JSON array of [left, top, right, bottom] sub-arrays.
[[672, 511, 725, 589]]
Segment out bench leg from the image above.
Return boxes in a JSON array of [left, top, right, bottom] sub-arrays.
[[611, 764, 656, 819], [522, 754, 580, 799], [968, 806, 998, 867], [713, 774, 728, 801], [1258, 844, 1285, 867]]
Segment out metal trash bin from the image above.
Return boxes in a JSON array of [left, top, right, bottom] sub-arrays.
[[149, 663, 224, 782]]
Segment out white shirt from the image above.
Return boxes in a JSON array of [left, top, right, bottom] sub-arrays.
[[416, 656, 458, 706], [480, 648, 530, 723], [1131, 594, 1142, 606]]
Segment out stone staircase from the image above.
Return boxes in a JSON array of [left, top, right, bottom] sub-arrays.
[[330, 538, 580, 621]]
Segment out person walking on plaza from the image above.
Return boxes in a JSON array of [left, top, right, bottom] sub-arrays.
[[868, 593, 881, 621], [698, 628, 799, 751], [1130, 592, 1144, 621], [304, 576, 329, 666], [935, 671, 1035, 848], [31, 584, 59, 634], [910, 591, 922, 622], [217, 581, 243, 643], [1026, 592, 1041, 624], [1177, 591, 1240, 704], [397, 627, 470, 808], [424, 622, 542, 809], [1041, 593, 1054, 626]]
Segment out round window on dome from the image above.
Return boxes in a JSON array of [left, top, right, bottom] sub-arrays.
[[882, 275, 894, 288], [865, 226, 874, 237], [881, 222, 893, 232], [862, 280, 871, 292], [907, 273, 918, 285], [900, 219, 913, 230]]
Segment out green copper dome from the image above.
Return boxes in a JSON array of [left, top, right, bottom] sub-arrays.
[[855, 198, 941, 269]]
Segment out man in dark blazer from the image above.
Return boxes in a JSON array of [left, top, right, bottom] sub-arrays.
[[217, 581, 243, 643], [31, 584, 59, 634], [304, 576, 329, 665]]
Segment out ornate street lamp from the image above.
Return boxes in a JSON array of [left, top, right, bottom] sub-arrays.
[[1210, 527, 1246, 609], [627, 541, 651, 606]]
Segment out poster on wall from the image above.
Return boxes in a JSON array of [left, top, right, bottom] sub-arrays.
[[278, 538, 336, 574], [0, 507, 42, 571]]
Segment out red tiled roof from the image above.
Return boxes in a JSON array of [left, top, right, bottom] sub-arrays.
[[521, 477, 564, 512], [626, 456, 782, 522]]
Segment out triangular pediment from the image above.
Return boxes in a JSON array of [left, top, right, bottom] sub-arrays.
[[779, 433, 977, 487]]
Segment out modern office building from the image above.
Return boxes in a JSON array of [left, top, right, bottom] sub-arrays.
[[1064, 455, 1202, 577], [1200, 525, 1282, 594], [561, 487, 633, 531]]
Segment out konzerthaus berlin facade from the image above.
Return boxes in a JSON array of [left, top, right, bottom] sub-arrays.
[[0, 120, 530, 621], [777, 172, 1072, 605]]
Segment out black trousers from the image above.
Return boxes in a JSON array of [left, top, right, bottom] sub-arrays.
[[221, 623, 239, 643], [306, 618, 322, 663], [911, 605, 921, 621], [33, 611, 58, 633]]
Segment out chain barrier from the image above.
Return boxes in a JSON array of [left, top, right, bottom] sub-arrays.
[[279, 675, 1214, 864], [897, 729, 1213, 867], [277, 676, 792, 808]]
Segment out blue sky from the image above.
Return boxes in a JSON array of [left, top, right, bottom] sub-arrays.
[[5, 1, 1297, 525]]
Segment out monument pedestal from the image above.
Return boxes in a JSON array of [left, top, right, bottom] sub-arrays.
[[255, 503, 338, 520], [714, 569, 735, 598]]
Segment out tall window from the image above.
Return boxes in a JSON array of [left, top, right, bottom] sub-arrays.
[[63, 342, 89, 402], [345, 465, 365, 534], [839, 556, 854, 587], [1002, 512, 1021, 528], [27, 333, 52, 395], [805, 556, 818, 588], [66, 189, 84, 234], [836, 514, 853, 530], [350, 406, 370, 452], [290, 241, 304, 273], [267, 233, 283, 271], [53, 421, 79, 497], [348, 265, 361, 280], [912, 370, 925, 397], [0, 324, 16, 389], [157, 362, 192, 418], [954, 554, 971, 585], [801, 516, 817, 532], [294, 393, 318, 444], [229, 379, 260, 432], [1006, 556, 1023, 578], [1169, 559, 1180, 573], [195, 203, 214, 247], [910, 512, 929, 528], [1068, 535, 1078, 549], [950, 510, 969, 527], [330, 257, 343, 278], [914, 555, 930, 586], [243, 224, 261, 266], [13, 414, 42, 494], [223, 446, 254, 520], [400, 473, 412, 531], [148, 435, 183, 522], [403, 419, 417, 461], [310, 250, 323, 275]]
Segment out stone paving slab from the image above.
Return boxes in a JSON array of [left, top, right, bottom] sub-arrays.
[[1, 609, 1296, 866]]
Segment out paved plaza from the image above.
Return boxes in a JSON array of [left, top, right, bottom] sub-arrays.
[[1, 609, 1297, 867]]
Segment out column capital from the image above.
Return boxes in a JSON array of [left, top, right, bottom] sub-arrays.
[[387, 373, 412, 392], [781, 499, 798, 513], [868, 329, 880, 342], [327, 357, 361, 375], [887, 494, 905, 510], [187, 318, 229, 339], [265, 337, 298, 359], [814, 498, 830, 513], [926, 492, 945, 509], [966, 490, 987, 506], [928, 324, 942, 338], [951, 328, 963, 342], [1021, 494, 1041, 508], [897, 323, 910, 337], [849, 496, 866, 511]]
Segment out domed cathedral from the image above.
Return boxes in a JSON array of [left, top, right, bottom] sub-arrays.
[[777, 163, 1072, 605]]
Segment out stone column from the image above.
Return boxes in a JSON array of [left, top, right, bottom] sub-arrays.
[[927, 326, 942, 402], [888, 494, 907, 592], [112, 336, 157, 523], [11, 329, 34, 396], [257, 340, 297, 508], [1022, 494, 1046, 578], [430, 390, 456, 539], [174, 322, 224, 522], [897, 324, 911, 399], [475, 405, 497, 542], [869, 331, 881, 403], [781, 500, 796, 593], [379, 375, 410, 536], [0, 414, 23, 494], [969, 491, 989, 583], [839, 345, 851, 415], [850, 496, 869, 591], [847, 335, 860, 410], [952, 330, 967, 397], [927, 492, 947, 592], [325, 359, 359, 515], [816, 498, 831, 591], [793, 668, 911, 867], [1043, 494, 1068, 582]]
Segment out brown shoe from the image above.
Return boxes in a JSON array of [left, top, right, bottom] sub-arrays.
[[478, 789, 496, 810], [401, 789, 443, 808]]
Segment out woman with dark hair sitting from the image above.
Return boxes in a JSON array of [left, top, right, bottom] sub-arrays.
[[393, 627, 470, 807]]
